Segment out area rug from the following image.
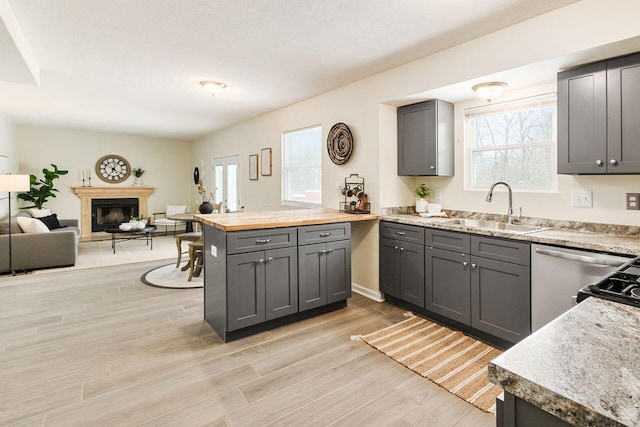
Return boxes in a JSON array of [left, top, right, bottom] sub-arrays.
[[354, 313, 503, 415], [141, 261, 203, 289]]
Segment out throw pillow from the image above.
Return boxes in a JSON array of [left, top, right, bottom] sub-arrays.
[[0, 221, 22, 235], [37, 214, 62, 230], [29, 208, 53, 218], [16, 216, 50, 233]]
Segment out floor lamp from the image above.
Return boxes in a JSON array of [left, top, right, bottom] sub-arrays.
[[0, 174, 30, 276]]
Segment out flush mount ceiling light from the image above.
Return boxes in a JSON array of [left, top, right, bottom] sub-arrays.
[[472, 82, 507, 102], [200, 81, 227, 96]]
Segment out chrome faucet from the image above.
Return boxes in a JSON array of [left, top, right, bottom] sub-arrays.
[[485, 182, 521, 224]]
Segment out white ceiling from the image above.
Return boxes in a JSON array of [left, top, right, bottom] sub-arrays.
[[0, 0, 579, 140]]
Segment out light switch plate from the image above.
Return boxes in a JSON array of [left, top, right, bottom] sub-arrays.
[[433, 189, 442, 201], [571, 190, 592, 208]]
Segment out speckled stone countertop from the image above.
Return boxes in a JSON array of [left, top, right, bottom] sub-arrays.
[[488, 297, 640, 426], [380, 211, 640, 256]]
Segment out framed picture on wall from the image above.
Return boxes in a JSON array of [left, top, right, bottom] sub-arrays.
[[261, 148, 272, 176], [249, 154, 258, 180]]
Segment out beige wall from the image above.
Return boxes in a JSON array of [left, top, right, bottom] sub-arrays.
[[193, 0, 640, 295], [0, 113, 18, 220], [16, 126, 193, 227]]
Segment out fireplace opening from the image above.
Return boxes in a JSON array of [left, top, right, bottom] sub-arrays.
[[92, 198, 139, 232]]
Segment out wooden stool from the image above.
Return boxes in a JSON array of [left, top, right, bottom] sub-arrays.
[[175, 232, 201, 268], [187, 241, 204, 282]]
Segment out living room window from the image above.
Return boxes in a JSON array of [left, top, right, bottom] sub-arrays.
[[282, 125, 322, 205], [465, 94, 557, 191]]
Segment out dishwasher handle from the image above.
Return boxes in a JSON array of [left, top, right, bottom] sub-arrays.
[[534, 247, 627, 268]]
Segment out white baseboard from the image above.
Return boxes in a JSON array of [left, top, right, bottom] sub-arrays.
[[352, 282, 384, 302]]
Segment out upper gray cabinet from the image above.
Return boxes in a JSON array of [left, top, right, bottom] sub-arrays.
[[397, 100, 454, 176], [558, 52, 640, 174]]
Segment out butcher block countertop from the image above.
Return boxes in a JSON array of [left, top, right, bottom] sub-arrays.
[[196, 208, 378, 231]]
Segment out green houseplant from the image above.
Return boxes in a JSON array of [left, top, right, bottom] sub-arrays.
[[18, 164, 69, 209], [132, 167, 145, 186], [415, 183, 430, 213]]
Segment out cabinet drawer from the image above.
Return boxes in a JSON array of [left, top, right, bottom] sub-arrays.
[[380, 222, 425, 245], [471, 236, 530, 266], [227, 227, 297, 254], [425, 229, 470, 253], [298, 223, 350, 245]]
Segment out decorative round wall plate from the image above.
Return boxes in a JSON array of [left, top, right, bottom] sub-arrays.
[[95, 154, 131, 183], [327, 122, 353, 165]]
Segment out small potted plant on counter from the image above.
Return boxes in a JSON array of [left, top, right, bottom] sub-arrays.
[[415, 183, 430, 213]]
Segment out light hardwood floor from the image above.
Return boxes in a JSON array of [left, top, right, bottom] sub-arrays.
[[0, 262, 495, 426]]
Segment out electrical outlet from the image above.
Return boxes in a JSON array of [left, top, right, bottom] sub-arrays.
[[434, 189, 442, 201], [571, 190, 592, 208], [626, 193, 640, 210]]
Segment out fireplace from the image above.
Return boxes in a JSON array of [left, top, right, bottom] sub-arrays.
[[92, 198, 139, 232]]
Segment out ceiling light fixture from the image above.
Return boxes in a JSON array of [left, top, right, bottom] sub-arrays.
[[200, 81, 227, 96], [472, 82, 507, 102]]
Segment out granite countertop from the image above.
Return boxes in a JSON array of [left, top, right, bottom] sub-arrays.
[[380, 213, 640, 256], [488, 297, 640, 426], [196, 208, 378, 231]]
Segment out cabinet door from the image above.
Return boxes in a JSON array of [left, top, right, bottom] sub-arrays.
[[399, 241, 425, 308], [227, 251, 266, 331], [557, 62, 607, 174], [379, 237, 400, 298], [398, 100, 437, 175], [425, 247, 471, 325], [326, 240, 351, 304], [471, 256, 531, 343], [607, 53, 640, 173], [298, 243, 327, 312], [265, 247, 298, 321]]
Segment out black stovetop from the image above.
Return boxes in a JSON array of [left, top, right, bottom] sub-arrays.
[[577, 257, 640, 308]]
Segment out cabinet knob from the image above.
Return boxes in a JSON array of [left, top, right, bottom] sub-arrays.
[[257, 259, 264, 264], [428, 246, 433, 250], [595, 160, 603, 166], [430, 165, 435, 170], [461, 253, 466, 257], [471, 263, 477, 270], [400, 247, 405, 252], [327, 249, 333, 253], [256, 239, 271, 244], [267, 257, 273, 262], [396, 231, 406, 236], [319, 232, 332, 237], [610, 159, 618, 166], [321, 249, 327, 254], [394, 246, 399, 250], [462, 261, 468, 267]]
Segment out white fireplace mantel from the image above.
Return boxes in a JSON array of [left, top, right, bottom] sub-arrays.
[[72, 187, 155, 239]]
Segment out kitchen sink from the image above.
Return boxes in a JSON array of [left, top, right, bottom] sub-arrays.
[[431, 218, 548, 234]]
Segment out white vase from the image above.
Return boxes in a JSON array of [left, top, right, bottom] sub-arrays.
[[133, 176, 144, 187], [416, 197, 429, 213]]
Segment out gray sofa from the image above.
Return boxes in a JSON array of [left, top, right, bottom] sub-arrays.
[[0, 211, 79, 272]]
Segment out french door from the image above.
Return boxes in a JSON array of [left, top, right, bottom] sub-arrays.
[[212, 155, 240, 212]]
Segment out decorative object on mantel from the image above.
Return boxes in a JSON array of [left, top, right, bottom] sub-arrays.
[[261, 148, 272, 176], [193, 166, 200, 185], [132, 167, 145, 187], [339, 173, 370, 214], [95, 154, 131, 183], [81, 168, 93, 187], [415, 183, 430, 213], [197, 179, 215, 213], [18, 164, 69, 209], [249, 154, 258, 180], [327, 122, 353, 165]]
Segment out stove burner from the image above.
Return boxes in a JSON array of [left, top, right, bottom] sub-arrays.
[[577, 256, 640, 308], [631, 287, 640, 298]]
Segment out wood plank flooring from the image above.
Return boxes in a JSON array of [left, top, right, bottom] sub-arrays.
[[0, 262, 495, 426]]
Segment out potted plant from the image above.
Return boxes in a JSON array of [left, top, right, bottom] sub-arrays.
[[132, 167, 145, 187], [415, 183, 430, 213], [197, 179, 215, 213], [18, 164, 69, 209]]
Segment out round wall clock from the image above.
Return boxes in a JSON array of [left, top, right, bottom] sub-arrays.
[[327, 122, 353, 165], [95, 154, 131, 183]]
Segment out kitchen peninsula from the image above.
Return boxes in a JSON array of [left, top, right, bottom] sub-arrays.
[[197, 208, 377, 342]]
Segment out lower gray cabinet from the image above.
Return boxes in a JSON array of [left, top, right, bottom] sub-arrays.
[[299, 240, 351, 312], [380, 238, 425, 308], [470, 256, 530, 343], [425, 247, 471, 325], [227, 247, 298, 331]]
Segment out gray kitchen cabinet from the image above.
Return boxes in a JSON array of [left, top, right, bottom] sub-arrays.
[[425, 246, 471, 325], [470, 256, 531, 343], [379, 223, 425, 308], [558, 52, 640, 174], [227, 246, 298, 331], [397, 99, 454, 176], [299, 231, 351, 312]]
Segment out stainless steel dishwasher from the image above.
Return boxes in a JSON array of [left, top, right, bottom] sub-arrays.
[[531, 244, 630, 331]]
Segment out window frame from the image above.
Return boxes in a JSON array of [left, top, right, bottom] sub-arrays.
[[464, 93, 558, 193], [281, 124, 323, 207]]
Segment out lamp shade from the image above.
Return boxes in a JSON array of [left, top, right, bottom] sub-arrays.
[[0, 174, 30, 191]]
